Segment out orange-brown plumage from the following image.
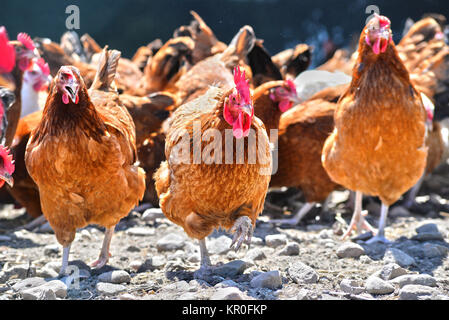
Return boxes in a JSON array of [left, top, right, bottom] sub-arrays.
[[154, 83, 271, 242], [25, 47, 145, 265], [322, 16, 428, 207]]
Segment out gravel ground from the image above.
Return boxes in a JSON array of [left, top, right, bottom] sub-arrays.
[[1, 166, 449, 300]]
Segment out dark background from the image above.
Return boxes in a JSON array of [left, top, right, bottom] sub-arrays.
[[1, 0, 448, 66]]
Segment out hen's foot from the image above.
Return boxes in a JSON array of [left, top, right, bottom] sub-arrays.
[[90, 252, 112, 269], [230, 216, 253, 252], [341, 210, 376, 240], [365, 235, 391, 245]]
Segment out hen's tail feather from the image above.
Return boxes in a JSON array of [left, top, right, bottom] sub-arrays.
[[90, 45, 121, 92], [221, 25, 256, 66]]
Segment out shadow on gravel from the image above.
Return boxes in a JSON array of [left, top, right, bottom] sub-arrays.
[[0, 233, 42, 249], [359, 231, 449, 276]]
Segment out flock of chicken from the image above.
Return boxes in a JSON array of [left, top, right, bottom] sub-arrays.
[[0, 11, 449, 279]]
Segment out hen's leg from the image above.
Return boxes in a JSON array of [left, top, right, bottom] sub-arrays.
[[230, 216, 253, 251], [404, 175, 424, 209], [17, 215, 47, 231], [366, 203, 390, 244], [194, 238, 214, 279], [269, 202, 316, 226], [341, 191, 376, 239], [91, 227, 114, 269], [59, 244, 72, 276]]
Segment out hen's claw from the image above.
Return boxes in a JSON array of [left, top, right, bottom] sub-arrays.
[[229, 216, 253, 252], [90, 252, 111, 269]]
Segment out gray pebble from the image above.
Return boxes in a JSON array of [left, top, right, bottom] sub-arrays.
[[245, 248, 266, 261], [399, 284, 436, 300], [215, 280, 239, 288], [265, 234, 288, 248], [43, 244, 59, 256], [36, 267, 59, 279], [126, 227, 155, 236], [379, 263, 408, 280], [365, 276, 395, 295], [151, 256, 167, 269], [211, 287, 244, 300], [383, 248, 415, 268], [279, 242, 300, 256], [336, 242, 365, 259], [412, 233, 444, 241], [287, 262, 319, 284], [208, 236, 232, 255], [250, 271, 282, 290], [12, 277, 46, 292], [0, 235, 12, 241], [390, 274, 437, 288], [22, 280, 67, 299], [214, 260, 250, 278], [96, 282, 127, 296], [142, 208, 165, 221], [156, 234, 185, 251], [98, 270, 131, 284], [0, 264, 36, 283], [416, 223, 440, 234], [340, 279, 365, 295]]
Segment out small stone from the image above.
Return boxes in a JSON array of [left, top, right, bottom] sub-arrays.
[[119, 293, 138, 300], [12, 277, 46, 292], [36, 267, 59, 279], [211, 287, 245, 300], [43, 244, 60, 256], [399, 285, 436, 300], [214, 260, 250, 278], [360, 255, 373, 264], [156, 234, 185, 251], [279, 242, 300, 256], [416, 223, 439, 234], [250, 271, 282, 290], [412, 233, 444, 241], [389, 206, 410, 217], [251, 237, 264, 246], [390, 274, 437, 288], [245, 248, 266, 261], [297, 288, 311, 300], [98, 270, 131, 284], [265, 234, 288, 248], [379, 263, 408, 280], [126, 227, 155, 236], [287, 262, 319, 284], [365, 276, 395, 295], [96, 282, 127, 296], [129, 260, 143, 271], [80, 229, 91, 240], [340, 279, 365, 295], [126, 245, 141, 252], [0, 235, 12, 241], [336, 242, 365, 258], [22, 280, 67, 299], [208, 236, 232, 255], [319, 229, 333, 239], [0, 264, 36, 282], [226, 251, 238, 260], [151, 256, 167, 269], [383, 248, 415, 268], [142, 208, 165, 221], [214, 280, 238, 288], [422, 243, 446, 258]]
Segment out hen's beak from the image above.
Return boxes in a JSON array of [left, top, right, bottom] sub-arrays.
[[0, 172, 13, 187], [65, 83, 78, 103], [241, 104, 253, 116]]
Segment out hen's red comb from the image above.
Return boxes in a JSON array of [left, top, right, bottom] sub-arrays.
[[374, 14, 391, 28], [0, 145, 15, 174], [233, 66, 251, 105], [35, 58, 50, 76], [0, 27, 16, 73], [17, 32, 35, 51]]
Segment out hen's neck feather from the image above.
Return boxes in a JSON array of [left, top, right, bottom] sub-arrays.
[[32, 86, 106, 144]]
